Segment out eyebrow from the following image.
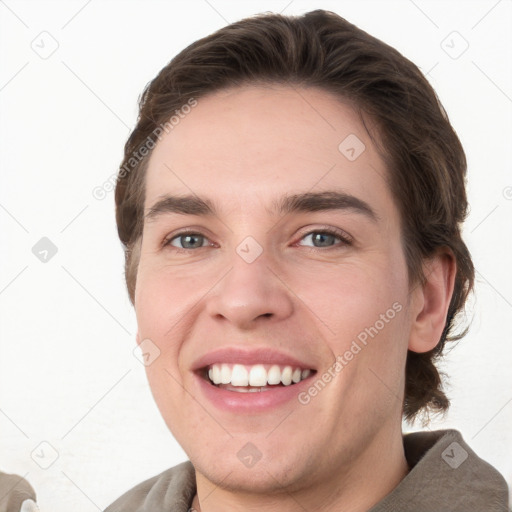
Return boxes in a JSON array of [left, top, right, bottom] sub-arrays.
[[145, 190, 379, 223], [272, 191, 378, 222]]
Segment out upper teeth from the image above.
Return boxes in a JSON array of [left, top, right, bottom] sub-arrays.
[[207, 363, 311, 387]]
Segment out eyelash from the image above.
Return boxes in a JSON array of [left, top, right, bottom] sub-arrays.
[[162, 227, 353, 254]]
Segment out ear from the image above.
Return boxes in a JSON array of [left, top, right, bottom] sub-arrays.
[[408, 249, 456, 353]]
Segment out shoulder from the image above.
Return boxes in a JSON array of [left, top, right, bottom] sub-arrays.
[[103, 461, 196, 512], [372, 429, 509, 512]]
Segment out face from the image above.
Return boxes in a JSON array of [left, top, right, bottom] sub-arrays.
[[134, 85, 414, 494]]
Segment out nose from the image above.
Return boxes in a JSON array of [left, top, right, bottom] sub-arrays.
[[205, 248, 294, 330]]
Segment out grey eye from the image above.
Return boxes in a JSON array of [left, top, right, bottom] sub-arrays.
[[170, 234, 206, 249], [300, 232, 339, 248]]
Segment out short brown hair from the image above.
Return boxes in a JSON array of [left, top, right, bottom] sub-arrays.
[[115, 9, 474, 421]]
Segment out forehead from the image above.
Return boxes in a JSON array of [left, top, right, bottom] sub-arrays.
[[144, 85, 392, 217]]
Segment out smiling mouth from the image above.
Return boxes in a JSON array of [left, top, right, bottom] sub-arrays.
[[201, 363, 316, 392]]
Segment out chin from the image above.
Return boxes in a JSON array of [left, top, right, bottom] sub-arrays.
[[190, 446, 315, 495]]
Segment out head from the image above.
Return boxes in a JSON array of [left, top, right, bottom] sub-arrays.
[[115, 9, 474, 496]]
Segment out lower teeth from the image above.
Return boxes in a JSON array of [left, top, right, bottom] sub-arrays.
[[216, 383, 286, 392]]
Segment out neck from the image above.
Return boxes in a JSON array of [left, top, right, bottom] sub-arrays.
[[191, 423, 409, 512]]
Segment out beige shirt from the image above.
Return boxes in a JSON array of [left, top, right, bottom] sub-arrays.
[[104, 429, 509, 511]]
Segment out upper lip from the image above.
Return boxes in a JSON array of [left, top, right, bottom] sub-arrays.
[[191, 347, 316, 372]]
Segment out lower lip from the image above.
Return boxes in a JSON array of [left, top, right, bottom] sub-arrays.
[[194, 373, 315, 412]]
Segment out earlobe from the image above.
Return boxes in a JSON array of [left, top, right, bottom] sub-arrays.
[[408, 250, 456, 354]]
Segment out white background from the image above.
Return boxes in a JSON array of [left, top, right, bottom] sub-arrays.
[[0, 0, 511, 510]]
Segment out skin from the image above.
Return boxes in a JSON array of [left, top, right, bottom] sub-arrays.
[[133, 84, 455, 511]]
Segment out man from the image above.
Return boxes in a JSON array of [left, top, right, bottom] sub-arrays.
[[105, 9, 508, 511]]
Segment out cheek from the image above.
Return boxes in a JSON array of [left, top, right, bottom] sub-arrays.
[[134, 259, 216, 399], [135, 260, 200, 341], [288, 254, 408, 343], [135, 266, 195, 434], [290, 252, 410, 407], [134, 267, 185, 389]]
